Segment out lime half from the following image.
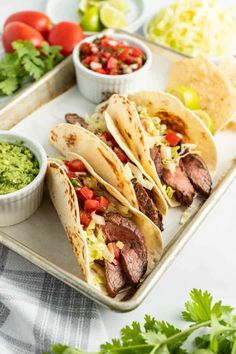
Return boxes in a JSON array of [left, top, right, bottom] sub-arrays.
[[80, 6, 103, 32], [79, 0, 89, 13], [193, 109, 215, 134], [100, 3, 126, 29], [108, 0, 129, 13], [167, 85, 200, 110]]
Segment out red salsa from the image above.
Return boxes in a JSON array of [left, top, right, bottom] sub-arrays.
[[79, 35, 146, 75]]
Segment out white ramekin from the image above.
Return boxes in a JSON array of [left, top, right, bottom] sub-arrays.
[[73, 33, 152, 103], [0, 132, 48, 227]]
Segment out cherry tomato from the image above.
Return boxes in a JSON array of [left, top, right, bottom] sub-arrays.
[[164, 132, 181, 147], [79, 210, 91, 227], [84, 199, 100, 212], [117, 47, 129, 61], [4, 11, 52, 37], [114, 148, 128, 164], [95, 196, 110, 210], [3, 21, 44, 53], [67, 159, 85, 172], [48, 22, 84, 56], [77, 186, 94, 202]]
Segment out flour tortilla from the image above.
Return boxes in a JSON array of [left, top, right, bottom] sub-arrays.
[[49, 123, 168, 216], [105, 92, 217, 206], [47, 153, 163, 296], [167, 57, 236, 133]]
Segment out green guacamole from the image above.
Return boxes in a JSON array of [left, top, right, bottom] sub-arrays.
[[0, 142, 40, 195]]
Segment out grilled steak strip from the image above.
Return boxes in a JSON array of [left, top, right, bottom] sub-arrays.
[[102, 213, 147, 287], [162, 160, 196, 206], [104, 260, 126, 298], [65, 113, 89, 129], [150, 146, 163, 178], [181, 154, 212, 198], [132, 180, 163, 231]]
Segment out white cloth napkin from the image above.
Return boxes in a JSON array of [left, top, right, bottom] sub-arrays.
[[0, 244, 107, 354]]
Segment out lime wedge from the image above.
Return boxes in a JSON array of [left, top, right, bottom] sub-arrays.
[[108, 0, 129, 13], [80, 6, 103, 32], [167, 85, 200, 110], [100, 3, 126, 29], [193, 109, 215, 134], [79, 0, 89, 13]]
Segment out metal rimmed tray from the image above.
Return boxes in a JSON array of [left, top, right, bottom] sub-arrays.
[[0, 30, 236, 312]]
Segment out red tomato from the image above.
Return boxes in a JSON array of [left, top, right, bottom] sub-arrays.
[[114, 148, 128, 164], [67, 159, 85, 172], [164, 132, 181, 147], [79, 210, 91, 227], [77, 186, 94, 201], [66, 171, 77, 179], [3, 21, 44, 53], [100, 50, 111, 59], [48, 22, 84, 56], [96, 68, 106, 74], [106, 57, 118, 71], [80, 42, 91, 55], [125, 55, 137, 65], [84, 199, 100, 212], [95, 196, 110, 210], [101, 132, 118, 147], [4, 11, 52, 37], [117, 47, 129, 61], [130, 47, 143, 57], [108, 243, 120, 261]]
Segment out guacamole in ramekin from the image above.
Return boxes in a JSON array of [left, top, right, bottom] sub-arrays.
[[0, 141, 40, 195]]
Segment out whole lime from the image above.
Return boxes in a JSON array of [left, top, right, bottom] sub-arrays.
[[80, 7, 103, 32]]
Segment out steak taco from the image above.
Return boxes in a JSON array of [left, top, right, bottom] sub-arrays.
[[104, 92, 217, 207], [167, 57, 236, 133], [49, 116, 168, 231], [47, 153, 163, 298]]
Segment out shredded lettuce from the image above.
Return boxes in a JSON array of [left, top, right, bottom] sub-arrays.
[[124, 162, 154, 190], [86, 112, 108, 134], [85, 227, 114, 265], [147, 0, 236, 57]]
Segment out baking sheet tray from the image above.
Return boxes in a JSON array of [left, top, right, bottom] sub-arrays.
[[0, 32, 236, 312]]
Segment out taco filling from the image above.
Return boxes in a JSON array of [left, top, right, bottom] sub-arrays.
[[136, 106, 212, 206], [65, 113, 164, 230], [62, 157, 147, 297]]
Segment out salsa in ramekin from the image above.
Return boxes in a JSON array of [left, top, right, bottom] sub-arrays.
[[79, 35, 146, 75]]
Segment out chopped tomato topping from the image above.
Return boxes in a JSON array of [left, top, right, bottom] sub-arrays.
[[95, 68, 106, 74], [95, 196, 110, 210], [84, 199, 100, 212], [76, 186, 94, 201], [117, 47, 129, 61], [130, 47, 144, 57], [67, 159, 85, 172], [79, 210, 91, 227], [66, 171, 77, 179], [114, 147, 128, 164], [108, 242, 120, 261], [80, 43, 91, 55], [101, 132, 118, 147], [164, 132, 181, 147]]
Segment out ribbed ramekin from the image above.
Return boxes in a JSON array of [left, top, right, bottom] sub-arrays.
[[73, 33, 152, 103], [0, 132, 47, 227]]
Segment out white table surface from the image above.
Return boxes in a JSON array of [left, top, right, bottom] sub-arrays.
[[1, 0, 236, 343]]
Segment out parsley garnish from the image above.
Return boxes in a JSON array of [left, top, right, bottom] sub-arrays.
[[0, 40, 64, 96], [45, 289, 236, 353]]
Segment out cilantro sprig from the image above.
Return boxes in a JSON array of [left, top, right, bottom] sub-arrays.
[[0, 40, 64, 96], [44, 289, 236, 354]]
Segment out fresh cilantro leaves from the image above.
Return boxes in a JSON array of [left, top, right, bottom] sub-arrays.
[[0, 40, 64, 96], [46, 289, 236, 354]]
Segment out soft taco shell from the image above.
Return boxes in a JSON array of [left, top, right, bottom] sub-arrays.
[[49, 123, 168, 216], [47, 153, 164, 295], [167, 57, 236, 132], [105, 93, 217, 206]]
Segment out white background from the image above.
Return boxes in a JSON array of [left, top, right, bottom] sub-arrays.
[[1, 0, 236, 342]]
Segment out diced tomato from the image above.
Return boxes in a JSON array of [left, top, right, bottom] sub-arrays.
[[101, 132, 118, 147], [117, 47, 129, 61], [95, 196, 110, 210], [164, 131, 181, 147], [66, 171, 77, 179], [130, 47, 143, 57], [67, 159, 85, 172], [114, 148, 128, 164], [79, 210, 91, 227], [96, 68, 106, 74], [108, 243, 120, 261], [82, 55, 99, 65], [106, 57, 118, 71], [125, 55, 137, 65], [84, 199, 100, 212], [80, 43, 91, 55], [77, 186, 94, 201], [100, 50, 111, 59], [134, 56, 143, 67]]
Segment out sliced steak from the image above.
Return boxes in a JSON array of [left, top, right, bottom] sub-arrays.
[[150, 146, 163, 178], [65, 113, 89, 129], [181, 154, 212, 198], [104, 259, 126, 298], [102, 213, 147, 286], [132, 180, 163, 231], [162, 161, 196, 206]]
